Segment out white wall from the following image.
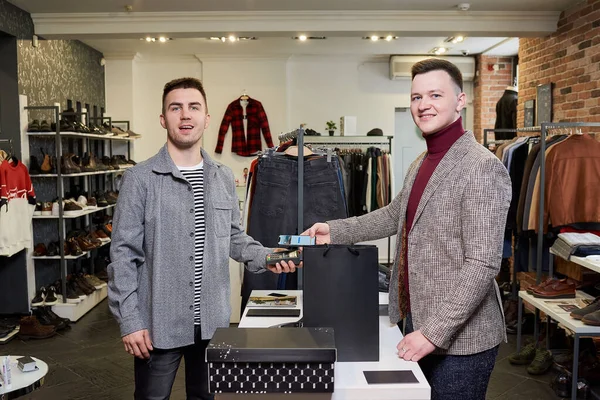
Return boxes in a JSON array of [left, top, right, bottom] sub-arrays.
[[288, 57, 412, 136]]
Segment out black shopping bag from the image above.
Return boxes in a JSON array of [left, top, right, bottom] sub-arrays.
[[302, 245, 379, 362]]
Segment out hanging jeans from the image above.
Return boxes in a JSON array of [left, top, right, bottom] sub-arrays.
[[242, 154, 347, 314]]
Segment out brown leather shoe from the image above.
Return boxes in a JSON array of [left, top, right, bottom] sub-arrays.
[[62, 153, 81, 174], [67, 237, 83, 256], [33, 243, 47, 256], [532, 278, 577, 299], [40, 150, 53, 173], [18, 315, 57, 340], [526, 277, 554, 295]]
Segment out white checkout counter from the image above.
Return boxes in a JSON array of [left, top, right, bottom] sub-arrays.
[[217, 290, 430, 400]]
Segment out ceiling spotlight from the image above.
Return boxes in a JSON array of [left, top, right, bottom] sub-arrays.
[[385, 35, 393, 42], [299, 35, 307, 41], [370, 35, 379, 42], [221, 37, 226, 42], [455, 36, 464, 42], [159, 37, 167, 43], [228, 35, 238, 42], [437, 47, 447, 53], [145, 37, 152, 42]]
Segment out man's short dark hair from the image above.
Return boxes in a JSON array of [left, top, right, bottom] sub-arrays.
[[411, 58, 463, 93], [162, 77, 208, 114]]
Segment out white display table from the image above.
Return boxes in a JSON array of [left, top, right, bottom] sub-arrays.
[[0, 356, 48, 399], [218, 290, 430, 400]]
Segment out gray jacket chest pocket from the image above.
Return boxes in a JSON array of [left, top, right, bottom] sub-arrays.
[[213, 201, 232, 238]]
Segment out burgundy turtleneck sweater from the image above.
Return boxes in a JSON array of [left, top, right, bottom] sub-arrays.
[[403, 117, 465, 312]]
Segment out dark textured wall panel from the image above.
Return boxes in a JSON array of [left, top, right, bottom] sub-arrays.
[[18, 39, 106, 112], [0, 0, 34, 39]]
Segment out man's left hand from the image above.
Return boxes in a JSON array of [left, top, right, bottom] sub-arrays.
[[397, 330, 436, 362]]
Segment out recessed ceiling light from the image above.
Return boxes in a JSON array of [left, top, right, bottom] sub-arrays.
[[228, 35, 238, 42], [145, 37, 152, 42], [159, 37, 167, 43], [299, 35, 307, 41], [385, 35, 393, 42], [141, 37, 172, 42], [370, 35, 379, 42], [455, 36, 464, 42], [293, 36, 327, 40]]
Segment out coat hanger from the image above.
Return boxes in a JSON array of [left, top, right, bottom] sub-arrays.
[[240, 89, 249, 101]]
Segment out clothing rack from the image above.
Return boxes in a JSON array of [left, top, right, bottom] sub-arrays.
[[304, 135, 394, 265], [275, 126, 306, 289], [511, 121, 600, 400]]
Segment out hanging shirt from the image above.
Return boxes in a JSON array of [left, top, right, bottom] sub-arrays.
[[0, 159, 36, 256], [215, 97, 274, 157]]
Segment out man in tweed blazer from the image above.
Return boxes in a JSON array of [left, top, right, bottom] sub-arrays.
[[302, 59, 511, 399]]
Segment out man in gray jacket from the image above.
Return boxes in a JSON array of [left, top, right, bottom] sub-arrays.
[[301, 59, 511, 399], [108, 77, 295, 400]]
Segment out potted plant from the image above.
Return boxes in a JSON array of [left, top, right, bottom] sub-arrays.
[[326, 121, 337, 136]]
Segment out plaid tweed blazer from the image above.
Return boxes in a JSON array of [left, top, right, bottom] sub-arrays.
[[328, 131, 511, 355]]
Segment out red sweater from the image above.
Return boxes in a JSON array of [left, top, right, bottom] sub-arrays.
[[403, 117, 465, 312]]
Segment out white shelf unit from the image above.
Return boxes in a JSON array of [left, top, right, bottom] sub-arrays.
[[52, 284, 108, 322], [26, 105, 125, 323], [33, 204, 115, 219], [27, 131, 137, 141], [518, 290, 597, 334], [30, 169, 127, 178], [32, 239, 111, 260]]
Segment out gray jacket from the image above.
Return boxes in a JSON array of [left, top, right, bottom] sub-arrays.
[[328, 132, 511, 355], [108, 145, 271, 349]]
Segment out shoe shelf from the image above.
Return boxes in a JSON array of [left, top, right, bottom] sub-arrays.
[[519, 290, 599, 334], [549, 248, 600, 274], [33, 204, 115, 219], [0, 327, 20, 345], [27, 131, 137, 141], [30, 169, 128, 178], [52, 284, 108, 322], [32, 239, 111, 260]]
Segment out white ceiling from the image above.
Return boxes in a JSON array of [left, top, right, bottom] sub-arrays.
[[9, 0, 571, 57], [10, 0, 575, 13], [81, 36, 516, 59]]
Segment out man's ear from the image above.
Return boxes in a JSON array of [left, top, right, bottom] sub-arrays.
[[456, 92, 467, 112], [204, 113, 211, 129], [160, 114, 166, 129]]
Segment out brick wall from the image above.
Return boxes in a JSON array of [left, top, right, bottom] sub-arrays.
[[473, 56, 514, 143], [518, 0, 600, 126]]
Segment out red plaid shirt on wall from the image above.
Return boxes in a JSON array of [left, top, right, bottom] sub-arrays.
[[215, 97, 274, 157]]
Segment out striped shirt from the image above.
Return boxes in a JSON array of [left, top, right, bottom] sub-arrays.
[[178, 162, 206, 325]]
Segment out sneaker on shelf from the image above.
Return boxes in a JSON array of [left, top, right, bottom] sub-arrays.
[[84, 274, 105, 288], [67, 279, 87, 299], [94, 229, 110, 242], [96, 193, 109, 207], [64, 200, 84, 216], [18, 316, 57, 340], [33, 202, 43, 216], [126, 129, 142, 139], [86, 196, 98, 209], [55, 279, 81, 303], [77, 195, 89, 209], [31, 287, 47, 307], [27, 119, 41, 132], [47, 241, 59, 256], [41, 201, 53, 216], [96, 269, 109, 282], [105, 191, 118, 205], [44, 285, 58, 305]]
